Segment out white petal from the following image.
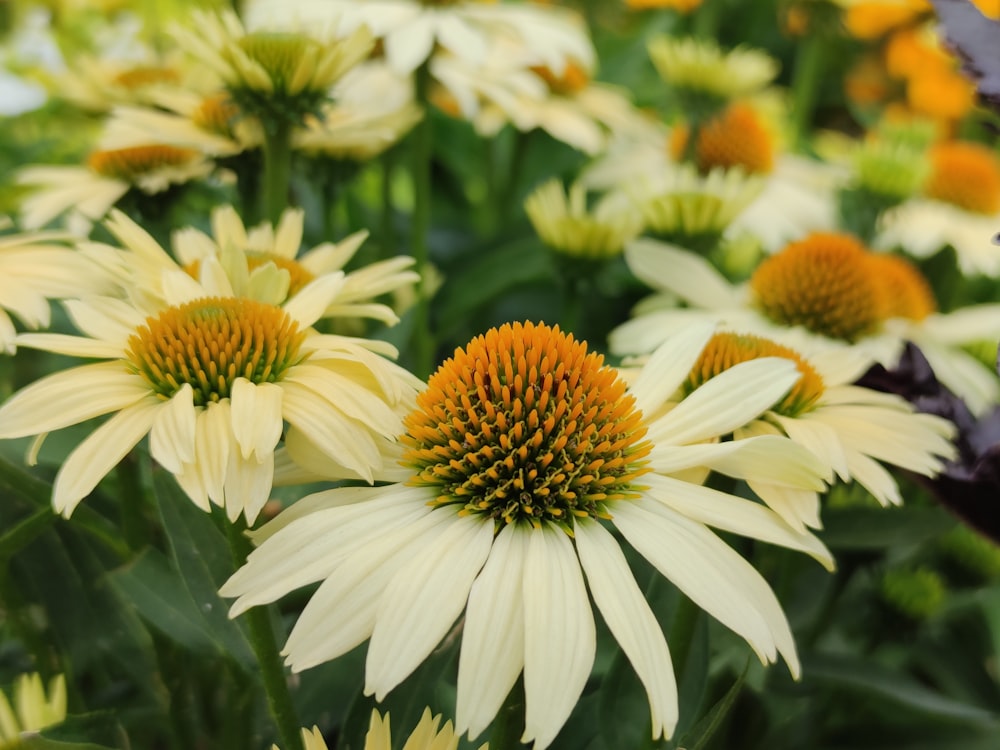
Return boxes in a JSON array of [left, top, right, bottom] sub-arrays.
[[230, 379, 284, 460], [628, 323, 716, 417], [0, 362, 149, 437], [521, 525, 596, 750], [224, 452, 274, 524], [365, 514, 494, 700], [193, 400, 233, 509], [643, 474, 834, 570], [283, 272, 347, 327], [625, 238, 742, 309], [456, 523, 528, 740], [613, 499, 799, 678], [646, 358, 800, 446], [575, 519, 678, 740], [53, 398, 160, 516], [149, 384, 196, 474]]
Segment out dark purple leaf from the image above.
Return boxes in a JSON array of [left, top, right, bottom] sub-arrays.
[[930, 0, 1000, 111]]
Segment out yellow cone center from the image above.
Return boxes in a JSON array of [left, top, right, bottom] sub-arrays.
[[688, 332, 824, 416], [867, 254, 937, 321], [112, 66, 180, 90], [87, 145, 200, 181], [402, 321, 651, 528], [125, 297, 306, 405], [688, 102, 775, 174], [925, 141, 1000, 215], [530, 61, 590, 96], [750, 232, 885, 341], [192, 93, 242, 136]]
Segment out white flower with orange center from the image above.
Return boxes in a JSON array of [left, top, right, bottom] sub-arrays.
[[684, 331, 955, 528], [0, 225, 113, 353], [82, 207, 419, 327], [876, 140, 1000, 277], [244, 0, 594, 79], [17, 142, 214, 233], [0, 270, 422, 522], [222, 320, 832, 749]]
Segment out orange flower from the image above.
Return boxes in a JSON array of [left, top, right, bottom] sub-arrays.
[[843, 0, 931, 39]]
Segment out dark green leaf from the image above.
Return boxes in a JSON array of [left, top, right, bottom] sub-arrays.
[[678, 660, 749, 750], [818, 505, 954, 551]]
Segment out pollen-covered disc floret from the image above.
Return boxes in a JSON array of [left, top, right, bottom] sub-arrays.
[[750, 232, 884, 341], [125, 296, 306, 405], [402, 321, 652, 527], [687, 332, 824, 417], [693, 102, 774, 174]]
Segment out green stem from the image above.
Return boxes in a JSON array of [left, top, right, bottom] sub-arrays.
[[489, 680, 526, 750], [224, 521, 303, 750], [116, 454, 148, 551], [0, 507, 55, 563], [691, 0, 723, 39], [789, 32, 826, 150], [410, 62, 434, 379], [262, 120, 293, 225], [380, 149, 397, 260]]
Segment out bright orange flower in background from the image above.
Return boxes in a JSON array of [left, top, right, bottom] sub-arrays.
[[625, 0, 703, 11], [843, 0, 931, 39]]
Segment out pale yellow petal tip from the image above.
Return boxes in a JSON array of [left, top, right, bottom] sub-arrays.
[[362, 706, 477, 750], [0, 672, 67, 739]]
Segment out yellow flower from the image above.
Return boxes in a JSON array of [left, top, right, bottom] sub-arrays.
[[271, 708, 487, 750], [224, 321, 831, 749], [841, 0, 931, 39], [0, 673, 66, 747], [0, 260, 421, 521]]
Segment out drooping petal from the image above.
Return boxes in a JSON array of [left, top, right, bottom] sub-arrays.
[[365, 514, 494, 700], [149, 384, 197, 474], [627, 323, 716, 417], [230, 379, 284, 460], [53, 398, 161, 516], [575, 519, 678, 741], [521, 525, 596, 750], [456, 523, 528, 741]]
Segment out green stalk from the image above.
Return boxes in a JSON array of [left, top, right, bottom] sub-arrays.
[[262, 119, 294, 225], [224, 521, 303, 750], [789, 32, 826, 150], [410, 61, 434, 379], [380, 149, 397, 261]]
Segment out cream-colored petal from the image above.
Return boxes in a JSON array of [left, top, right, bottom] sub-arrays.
[[221, 485, 434, 614], [744, 482, 823, 531], [194, 400, 233, 509], [521, 524, 596, 750], [0, 361, 149, 437], [642, 474, 834, 570], [625, 237, 742, 309], [613, 499, 799, 678], [365, 514, 494, 700], [53, 397, 161, 517], [627, 323, 716, 417], [575, 519, 678, 740], [456, 523, 528, 740], [283, 273, 347, 328], [63, 296, 145, 342], [224, 451, 274, 524], [283, 506, 455, 673], [230, 379, 284, 460], [13, 332, 123, 359], [646, 358, 800, 446], [149, 384, 196, 474]]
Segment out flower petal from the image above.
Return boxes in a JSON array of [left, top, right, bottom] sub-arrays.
[[230, 379, 284, 460], [521, 525, 596, 750], [575, 519, 678, 740], [149, 384, 196, 474]]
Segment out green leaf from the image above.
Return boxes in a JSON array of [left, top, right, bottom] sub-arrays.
[[20, 738, 117, 750], [108, 548, 239, 657], [678, 661, 749, 750], [818, 505, 955, 551], [804, 652, 1000, 726], [152, 470, 255, 669]]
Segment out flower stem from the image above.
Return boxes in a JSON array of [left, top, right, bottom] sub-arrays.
[[224, 521, 303, 750], [789, 32, 826, 150], [262, 119, 293, 225], [410, 62, 434, 379]]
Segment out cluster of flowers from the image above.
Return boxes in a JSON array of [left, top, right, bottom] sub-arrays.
[[0, 0, 998, 748]]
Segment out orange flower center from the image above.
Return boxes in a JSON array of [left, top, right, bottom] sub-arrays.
[[867, 254, 937, 321], [530, 61, 590, 96], [192, 93, 242, 136], [688, 332, 825, 416], [87, 145, 201, 181], [112, 66, 180, 90], [671, 102, 774, 174], [750, 233, 885, 341], [402, 321, 651, 528], [924, 141, 1000, 214], [125, 297, 305, 405]]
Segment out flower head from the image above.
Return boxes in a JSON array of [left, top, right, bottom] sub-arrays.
[[525, 179, 643, 261], [0, 264, 421, 522], [272, 708, 485, 750], [223, 321, 832, 748], [0, 673, 66, 747]]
